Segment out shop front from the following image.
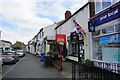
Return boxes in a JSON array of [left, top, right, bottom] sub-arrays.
[[67, 31, 85, 62], [89, 1, 120, 64]]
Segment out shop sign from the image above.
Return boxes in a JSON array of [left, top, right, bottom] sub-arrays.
[[70, 32, 79, 42], [55, 34, 66, 43], [88, 21, 95, 32], [91, 2, 120, 26], [99, 33, 120, 44]]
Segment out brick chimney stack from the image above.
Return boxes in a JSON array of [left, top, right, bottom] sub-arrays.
[[65, 11, 71, 20]]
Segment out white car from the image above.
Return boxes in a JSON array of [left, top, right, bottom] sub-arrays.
[[16, 50, 25, 57]]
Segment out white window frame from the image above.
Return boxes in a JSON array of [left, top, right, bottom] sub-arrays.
[[95, 0, 120, 14], [92, 18, 120, 38]]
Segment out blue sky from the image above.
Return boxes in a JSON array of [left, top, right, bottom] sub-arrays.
[[0, 0, 88, 44]]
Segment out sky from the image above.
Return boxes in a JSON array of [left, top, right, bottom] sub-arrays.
[[0, 0, 88, 44]]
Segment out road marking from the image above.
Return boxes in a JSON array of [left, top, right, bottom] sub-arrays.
[[2, 57, 25, 78]]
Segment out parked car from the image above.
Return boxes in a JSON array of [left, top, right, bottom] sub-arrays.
[[16, 50, 25, 57], [2, 51, 19, 64], [0, 55, 3, 67]]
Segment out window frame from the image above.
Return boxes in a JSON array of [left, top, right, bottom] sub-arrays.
[[94, 0, 119, 14]]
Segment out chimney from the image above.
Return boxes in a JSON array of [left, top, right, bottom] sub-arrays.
[[65, 10, 71, 20]]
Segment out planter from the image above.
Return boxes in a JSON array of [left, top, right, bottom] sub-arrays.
[[51, 55, 58, 60], [44, 55, 52, 67]]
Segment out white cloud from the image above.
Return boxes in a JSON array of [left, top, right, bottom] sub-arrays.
[[0, 0, 88, 44], [0, 0, 54, 44], [1, 26, 32, 44], [37, 2, 67, 20]]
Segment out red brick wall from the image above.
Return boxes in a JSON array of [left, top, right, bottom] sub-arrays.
[[89, 0, 95, 18], [65, 11, 71, 19]]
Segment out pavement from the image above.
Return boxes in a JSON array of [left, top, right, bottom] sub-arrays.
[[2, 53, 72, 79]]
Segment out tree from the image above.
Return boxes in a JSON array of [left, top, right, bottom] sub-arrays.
[[62, 43, 67, 58], [13, 46, 21, 50]]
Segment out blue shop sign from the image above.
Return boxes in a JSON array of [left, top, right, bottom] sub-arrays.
[[99, 33, 120, 44], [91, 1, 120, 26]]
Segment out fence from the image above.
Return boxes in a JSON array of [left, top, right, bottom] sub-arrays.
[[72, 61, 120, 80]]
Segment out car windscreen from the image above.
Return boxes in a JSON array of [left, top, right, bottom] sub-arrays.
[[2, 52, 14, 55]]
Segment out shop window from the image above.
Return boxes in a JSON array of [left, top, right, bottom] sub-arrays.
[[116, 24, 120, 32], [93, 35, 120, 63], [102, 26, 114, 34], [92, 38, 103, 60], [92, 30, 100, 37], [68, 43, 72, 56], [79, 43, 84, 59], [71, 43, 78, 57]]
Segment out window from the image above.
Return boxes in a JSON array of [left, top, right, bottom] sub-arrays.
[[92, 30, 100, 37], [102, 26, 114, 34], [113, 0, 119, 3], [92, 38, 103, 60], [116, 24, 120, 32], [71, 43, 78, 57], [95, 0, 119, 14], [95, 0, 102, 14], [102, 0, 111, 9]]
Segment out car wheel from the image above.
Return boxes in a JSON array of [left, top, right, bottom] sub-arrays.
[[17, 58, 19, 62]]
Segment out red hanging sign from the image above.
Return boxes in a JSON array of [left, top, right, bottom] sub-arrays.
[[55, 34, 66, 43]]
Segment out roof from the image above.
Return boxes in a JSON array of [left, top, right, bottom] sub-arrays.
[[54, 2, 89, 30], [36, 28, 43, 37], [1, 40, 12, 44]]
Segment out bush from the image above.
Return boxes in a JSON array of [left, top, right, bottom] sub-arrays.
[[47, 51, 53, 55], [53, 52, 59, 55], [82, 59, 94, 66], [47, 51, 59, 56]]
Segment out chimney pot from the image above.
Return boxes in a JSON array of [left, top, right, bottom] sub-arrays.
[[65, 10, 71, 20]]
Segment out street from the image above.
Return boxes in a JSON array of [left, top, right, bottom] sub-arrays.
[[2, 53, 72, 79]]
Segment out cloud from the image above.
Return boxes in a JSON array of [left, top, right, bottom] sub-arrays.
[[0, 0, 88, 44], [0, 0, 54, 44], [1, 26, 32, 44]]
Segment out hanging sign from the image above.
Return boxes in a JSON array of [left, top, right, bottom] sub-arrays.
[[88, 21, 95, 32], [55, 34, 66, 43], [70, 32, 79, 42]]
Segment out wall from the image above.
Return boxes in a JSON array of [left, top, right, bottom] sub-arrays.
[[0, 40, 12, 51], [43, 23, 57, 54]]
